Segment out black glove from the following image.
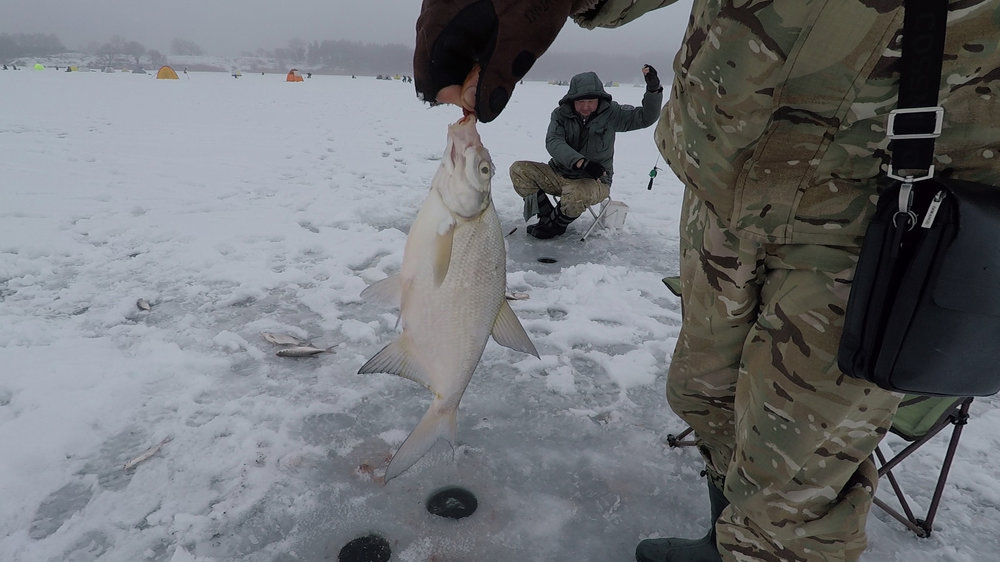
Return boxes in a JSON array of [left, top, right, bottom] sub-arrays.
[[643, 64, 661, 93], [414, 0, 583, 122], [581, 159, 605, 180]]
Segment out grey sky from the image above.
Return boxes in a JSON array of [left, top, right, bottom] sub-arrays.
[[1, 0, 692, 58]]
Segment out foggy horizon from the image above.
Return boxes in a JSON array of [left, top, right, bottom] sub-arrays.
[[0, 0, 692, 59]]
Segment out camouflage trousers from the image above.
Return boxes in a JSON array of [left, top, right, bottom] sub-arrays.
[[667, 189, 902, 561], [508, 160, 610, 217]]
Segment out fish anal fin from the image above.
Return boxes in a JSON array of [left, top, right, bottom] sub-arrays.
[[491, 300, 539, 358], [361, 275, 402, 306], [384, 399, 457, 482], [432, 222, 456, 287], [357, 339, 433, 390]]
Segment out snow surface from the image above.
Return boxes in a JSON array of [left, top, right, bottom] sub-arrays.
[[1, 69, 998, 562]]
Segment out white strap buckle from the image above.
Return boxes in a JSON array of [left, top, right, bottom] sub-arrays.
[[887, 164, 935, 183]]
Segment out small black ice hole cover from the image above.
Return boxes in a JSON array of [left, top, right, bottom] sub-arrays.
[[338, 534, 391, 562], [425, 486, 478, 519]]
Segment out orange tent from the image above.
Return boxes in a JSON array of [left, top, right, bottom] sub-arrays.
[[156, 65, 179, 79], [286, 69, 303, 82]]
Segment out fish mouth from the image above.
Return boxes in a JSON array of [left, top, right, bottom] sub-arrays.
[[450, 114, 481, 143], [446, 114, 484, 168]]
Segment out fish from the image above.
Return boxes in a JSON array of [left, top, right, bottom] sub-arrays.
[[359, 115, 538, 482], [261, 332, 309, 346], [136, 298, 151, 311], [276, 345, 335, 357], [123, 436, 172, 471]]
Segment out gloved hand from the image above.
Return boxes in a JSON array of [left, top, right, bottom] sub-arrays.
[[414, 0, 588, 123], [643, 64, 661, 93], [580, 159, 606, 179]]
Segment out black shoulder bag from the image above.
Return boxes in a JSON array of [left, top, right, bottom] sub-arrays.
[[837, 0, 1000, 397]]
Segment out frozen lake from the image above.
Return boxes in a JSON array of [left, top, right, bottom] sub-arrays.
[[1, 68, 998, 561]]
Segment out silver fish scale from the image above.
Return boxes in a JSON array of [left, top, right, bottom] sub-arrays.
[[403, 203, 506, 395]]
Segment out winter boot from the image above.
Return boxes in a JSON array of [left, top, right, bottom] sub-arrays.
[[635, 478, 728, 562], [522, 189, 555, 221], [526, 203, 576, 239]]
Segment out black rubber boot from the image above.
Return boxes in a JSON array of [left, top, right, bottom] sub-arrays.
[[535, 189, 554, 218], [527, 203, 576, 239], [635, 479, 728, 562], [522, 189, 555, 221]]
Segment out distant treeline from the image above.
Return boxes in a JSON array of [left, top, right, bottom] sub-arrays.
[[0, 33, 65, 61], [1, 32, 414, 76], [300, 40, 412, 75], [2, 30, 667, 83], [289, 40, 667, 83]]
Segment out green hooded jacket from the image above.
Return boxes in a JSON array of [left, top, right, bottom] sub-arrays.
[[546, 71, 662, 185], [575, 0, 1000, 245]]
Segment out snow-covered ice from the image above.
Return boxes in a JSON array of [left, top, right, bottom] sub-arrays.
[[1, 69, 998, 561]]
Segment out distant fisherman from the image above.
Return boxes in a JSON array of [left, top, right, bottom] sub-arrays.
[[509, 67, 661, 239]]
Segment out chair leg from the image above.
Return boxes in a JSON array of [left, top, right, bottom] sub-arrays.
[[872, 397, 973, 538], [874, 446, 928, 536], [872, 495, 931, 537], [921, 398, 971, 535], [580, 198, 610, 241], [666, 426, 696, 448]]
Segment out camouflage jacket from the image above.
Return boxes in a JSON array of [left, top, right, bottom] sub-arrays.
[[547, 71, 663, 184], [574, 0, 1000, 245]]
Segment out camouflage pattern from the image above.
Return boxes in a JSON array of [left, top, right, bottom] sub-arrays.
[[509, 160, 610, 217], [571, 1, 1000, 560], [575, 0, 1000, 245], [668, 189, 901, 560]]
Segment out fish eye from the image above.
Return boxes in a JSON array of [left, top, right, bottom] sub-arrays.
[[480, 165, 490, 175]]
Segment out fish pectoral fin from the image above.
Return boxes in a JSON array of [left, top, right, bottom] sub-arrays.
[[357, 339, 434, 390], [384, 399, 457, 482], [432, 222, 456, 287], [491, 300, 539, 358], [361, 274, 402, 307]]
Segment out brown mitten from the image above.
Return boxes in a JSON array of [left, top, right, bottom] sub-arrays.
[[414, 0, 599, 122]]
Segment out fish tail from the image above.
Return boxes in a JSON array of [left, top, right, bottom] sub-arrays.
[[384, 398, 457, 482]]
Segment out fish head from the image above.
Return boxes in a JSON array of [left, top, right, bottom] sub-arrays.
[[435, 115, 494, 219]]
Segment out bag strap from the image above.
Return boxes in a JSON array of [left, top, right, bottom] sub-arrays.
[[887, 0, 949, 182]]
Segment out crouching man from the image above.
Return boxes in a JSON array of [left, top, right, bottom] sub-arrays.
[[510, 67, 662, 238]]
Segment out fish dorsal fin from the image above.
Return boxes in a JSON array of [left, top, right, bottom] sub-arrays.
[[361, 274, 402, 306], [433, 220, 456, 287], [357, 339, 434, 390], [491, 300, 539, 358]]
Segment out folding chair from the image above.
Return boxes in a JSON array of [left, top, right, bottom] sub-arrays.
[[664, 396, 974, 538], [580, 197, 628, 241], [871, 395, 973, 537]]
